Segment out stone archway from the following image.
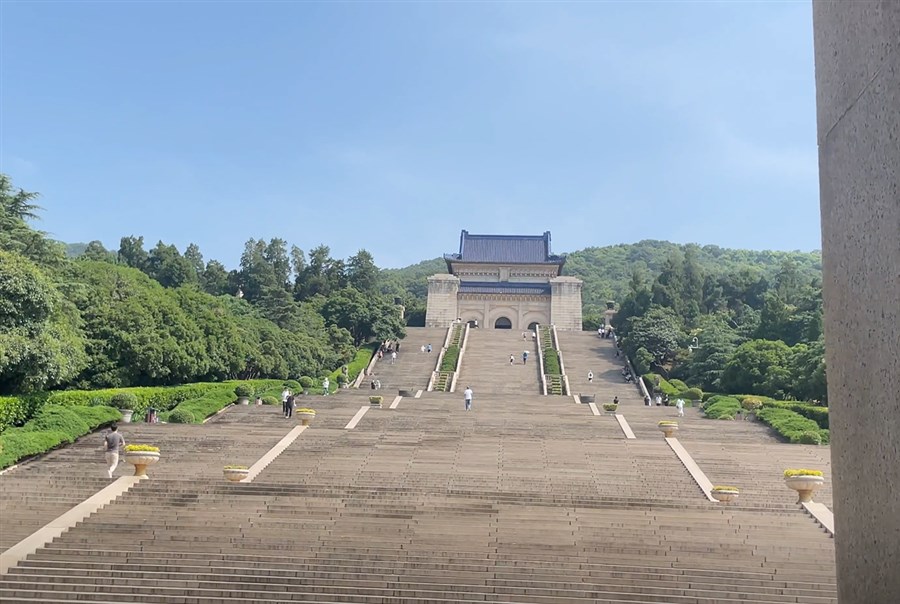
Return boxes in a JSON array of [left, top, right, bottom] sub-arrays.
[[494, 317, 512, 329], [527, 321, 540, 331]]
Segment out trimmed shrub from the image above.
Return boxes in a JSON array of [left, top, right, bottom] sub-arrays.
[[757, 407, 829, 444], [440, 347, 460, 372], [643, 374, 680, 397], [109, 393, 138, 410], [233, 383, 254, 398], [0, 405, 120, 469], [668, 379, 688, 391], [762, 400, 829, 429], [262, 396, 279, 405], [168, 409, 195, 424], [543, 349, 561, 375], [0, 396, 29, 433], [795, 431, 822, 445], [680, 387, 703, 401], [703, 396, 741, 420]]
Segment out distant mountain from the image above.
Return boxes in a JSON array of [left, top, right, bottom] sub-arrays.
[[382, 240, 822, 313]]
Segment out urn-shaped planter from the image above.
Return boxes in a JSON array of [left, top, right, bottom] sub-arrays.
[[369, 396, 383, 408], [784, 471, 825, 503], [120, 410, 134, 423], [223, 467, 250, 482], [658, 421, 679, 438], [123, 446, 160, 477], [238, 397, 250, 405], [710, 487, 740, 504], [296, 409, 316, 426]]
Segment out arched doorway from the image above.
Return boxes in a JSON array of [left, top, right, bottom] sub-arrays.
[[527, 321, 539, 331], [494, 317, 512, 329]]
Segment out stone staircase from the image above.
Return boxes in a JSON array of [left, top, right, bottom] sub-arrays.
[[456, 329, 541, 395], [0, 347, 838, 603], [364, 326, 447, 392], [557, 330, 644, 405]]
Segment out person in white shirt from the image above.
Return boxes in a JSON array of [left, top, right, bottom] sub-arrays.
[[675, 398, 685, 417], [588, 371, 593, 383], [463, 386, 473, 411]]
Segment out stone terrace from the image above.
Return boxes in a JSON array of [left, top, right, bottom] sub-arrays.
[[0, 379, 837, 603]]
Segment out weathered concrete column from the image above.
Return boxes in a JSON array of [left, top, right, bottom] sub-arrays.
[[812, 2, 899, 602]]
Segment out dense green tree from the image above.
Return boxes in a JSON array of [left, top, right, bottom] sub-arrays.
[[720, 339, 793, 397], [621, 306, 683, 369], [320, 287, 406, 346], [81, 241, 117, 263], [347, 249, 379, 293], [147, 241, 196, 288], [201, 260, 231, 296], [117, 236, 149, 272], [184, 243, 205, 280]]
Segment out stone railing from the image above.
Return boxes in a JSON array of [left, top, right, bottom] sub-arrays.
[[539, 325, 566, 395], [428, 321, 464, 392], [535, 326, 548, 396], [551, 324, 571, 396], [448, 323, 470, 393]]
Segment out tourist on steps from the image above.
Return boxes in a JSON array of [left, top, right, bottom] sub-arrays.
[[588, 371, 593, 383], [281, 387, 293, 417], [522, 350, 529, 364], [103, 424, 125, 478], [285, 394, 294, 418], [464, 386, 473, 411], [391, 351, 397, 365], [509, 354, 514, 365], [322, 377, 330, 396], [676, 398, 685, 417]]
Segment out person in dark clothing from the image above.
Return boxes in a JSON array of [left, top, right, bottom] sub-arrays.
[[285, 394, 294, 419]]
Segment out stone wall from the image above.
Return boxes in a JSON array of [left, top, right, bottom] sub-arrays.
[[457, 295, 550, 330], [549, 276, 583, 331], [813, 2, 899, 602], [425, 274, 459, 327]]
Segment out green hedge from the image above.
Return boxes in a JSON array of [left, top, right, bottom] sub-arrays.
[[762, 400, 829, 429], [440, 347, 460, 372], [328, 344, 378, 386], [668, 378, 688, 391], [703, 396, 742, 419], [642, 374, 680, 397], [1, 380, 290, 434], [0, 405, 121, 469], [680, 387, 703, 401], [756, 407, 830, 444], [543, 349, 561, 375], [158, 389, 237, 424]]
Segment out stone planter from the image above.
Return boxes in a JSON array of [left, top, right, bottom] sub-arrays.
[[398, 389, 415, 397], [297, 411, 316, 426], [711, 489, 740, 503], [785, 475, 825, 503], [602, 405, 618, 415], [120, 410, 134, 423], [369, 397, 383, 408], [124, 451, 160, 477], [237, 397, 250, 405], [580, 394, 595, 404], [658, 423, 679, 438], [223, 468, 249, 482]]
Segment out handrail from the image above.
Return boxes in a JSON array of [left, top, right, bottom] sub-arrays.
[[536, 325, 548, 395], [449, 323, 469, 393]]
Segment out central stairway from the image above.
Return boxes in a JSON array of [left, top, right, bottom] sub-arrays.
[[364, 326, 446, 392], [456, 328, 541, 395]]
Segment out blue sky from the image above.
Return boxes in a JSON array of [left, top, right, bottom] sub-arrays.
[[1, 1, 820, 269]]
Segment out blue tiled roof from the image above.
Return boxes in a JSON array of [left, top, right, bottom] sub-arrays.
[[444, 230, 564, 265], [458, 281, 551, 295]]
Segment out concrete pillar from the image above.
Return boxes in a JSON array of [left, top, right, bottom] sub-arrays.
[[550, 276, 584, 331], [812, 2, 899, 602], [425, 274, 459, 327]]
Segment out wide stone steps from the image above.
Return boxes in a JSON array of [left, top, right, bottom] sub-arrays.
[[556, 330, 644, 405], [364, 327, 447, 392], [456, 329, 542, 395]]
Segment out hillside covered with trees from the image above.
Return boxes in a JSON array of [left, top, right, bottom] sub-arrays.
[[0, 174, 405, 395], [383, 240, 825, 403]]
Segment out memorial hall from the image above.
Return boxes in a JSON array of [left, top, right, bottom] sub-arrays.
[[425, 230, 583, 331]]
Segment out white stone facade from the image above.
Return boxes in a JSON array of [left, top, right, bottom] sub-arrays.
[[424, 232, 583, 331]]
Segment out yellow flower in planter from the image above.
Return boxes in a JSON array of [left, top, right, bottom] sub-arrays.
[[223, 465, 248, 470], [124, 444, 159, 453], [784, 469, 823, 477], [712, 486, 740, 492]]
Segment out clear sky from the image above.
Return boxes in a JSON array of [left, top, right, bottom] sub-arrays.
[[1, 1, 820, 270]]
